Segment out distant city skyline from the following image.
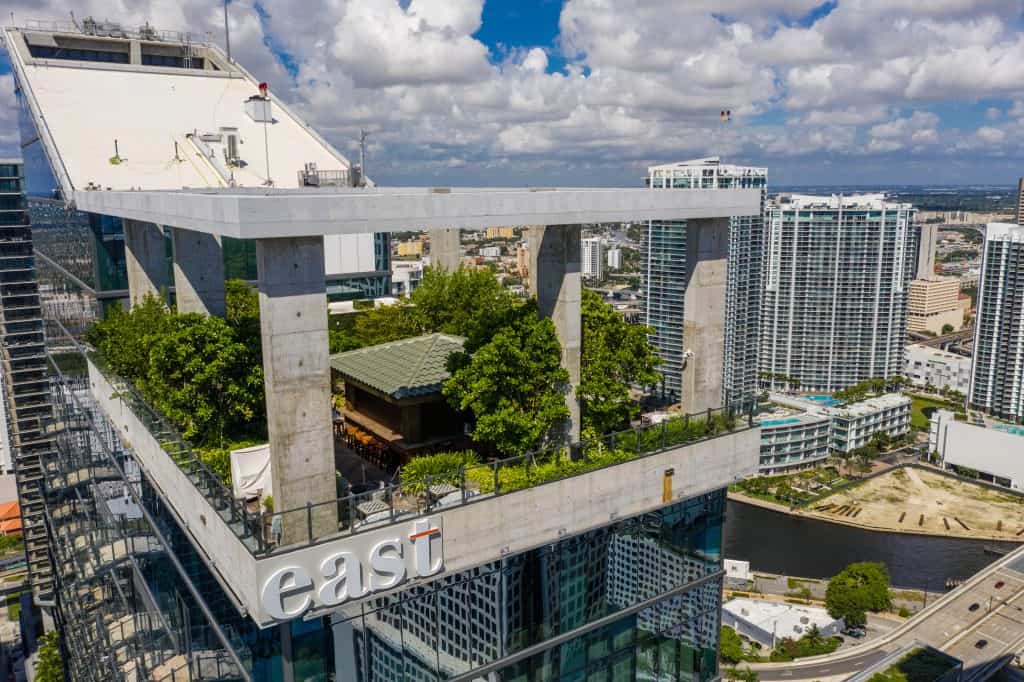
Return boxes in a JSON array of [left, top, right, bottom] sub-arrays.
[[2, 1, 1024, 187]]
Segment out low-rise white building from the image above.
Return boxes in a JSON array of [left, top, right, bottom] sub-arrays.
[[905, 344, 971, 395], [829, 394, 912, 453], [722, 598, 843, 648], [931, 409, 1024, 489], [768, 392, 912, 455], [391, 260, 424, 297], [756, 409, 831, 475]]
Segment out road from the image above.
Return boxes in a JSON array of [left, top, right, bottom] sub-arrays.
[[745, 544, 1024, 681]]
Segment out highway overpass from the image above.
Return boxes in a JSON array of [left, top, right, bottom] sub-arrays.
[[746, 543, 1024, 681]]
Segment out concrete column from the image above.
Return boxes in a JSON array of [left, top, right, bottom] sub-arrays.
[[528, 225, 581, 443], [917, 223, 938, 280], [123, 219, 169, 308], [256, 237, 337, 543], [429, 228, 460, 270], [681, 218, 730, 414], [171, 227, 226, 316]]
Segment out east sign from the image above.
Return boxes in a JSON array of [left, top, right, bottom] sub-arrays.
[[260, 517, 443, 621]]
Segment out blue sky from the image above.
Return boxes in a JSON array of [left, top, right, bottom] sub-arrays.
[[3, 0, 1024, 187]]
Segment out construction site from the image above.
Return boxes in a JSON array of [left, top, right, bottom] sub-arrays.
[[807, 467, 1024, 541]]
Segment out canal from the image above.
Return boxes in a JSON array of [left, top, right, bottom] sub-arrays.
[[723, 499, 1019, 590]]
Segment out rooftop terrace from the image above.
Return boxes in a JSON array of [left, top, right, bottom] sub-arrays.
[[84, 346, 759, 626]]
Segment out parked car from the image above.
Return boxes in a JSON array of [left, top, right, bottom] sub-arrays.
[[969, 603, 980, 612], [975, 639, 989, 649]]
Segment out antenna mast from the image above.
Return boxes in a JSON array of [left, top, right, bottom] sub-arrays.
[[223, 0, 232, 61], [358, 129, 368, 187]]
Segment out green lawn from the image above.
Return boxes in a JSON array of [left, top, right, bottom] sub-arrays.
[[909, 396, 958, 430], [7, 592, 21, 621]]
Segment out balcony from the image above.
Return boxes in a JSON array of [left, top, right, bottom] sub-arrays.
[[86, 353, 759, 627]]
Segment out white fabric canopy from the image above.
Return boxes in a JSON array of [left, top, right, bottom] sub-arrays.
[[230, 443, 273, 500]]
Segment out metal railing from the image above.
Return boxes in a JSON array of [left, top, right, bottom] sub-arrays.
[[20, 19, 211, 45], [86, 343, 757, 556]]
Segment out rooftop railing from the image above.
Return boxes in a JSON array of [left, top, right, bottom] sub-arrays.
[[19, 19, 211, 45], [85, 346, 756, 556]]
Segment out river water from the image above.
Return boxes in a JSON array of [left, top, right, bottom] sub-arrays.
[[722, 499, 1019, 590]]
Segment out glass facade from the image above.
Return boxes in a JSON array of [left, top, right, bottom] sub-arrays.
[[328, 492, 725, 682], [642, 162, 767, 405], [760, 197, 916, 392], [969, 224, 1024, 422]]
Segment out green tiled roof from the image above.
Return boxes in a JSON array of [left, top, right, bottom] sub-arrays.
[[330, 333, 465, 400]]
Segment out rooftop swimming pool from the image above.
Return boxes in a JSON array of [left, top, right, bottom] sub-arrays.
[[760, 417, 802, 427], [802, 394, 841, 407], [993, 423, 1024, 437]]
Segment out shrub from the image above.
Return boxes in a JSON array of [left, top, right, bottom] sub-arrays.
[[400, 450, 480, 493]]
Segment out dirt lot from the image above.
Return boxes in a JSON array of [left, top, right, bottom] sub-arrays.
[[806, 467, 1024, 540]]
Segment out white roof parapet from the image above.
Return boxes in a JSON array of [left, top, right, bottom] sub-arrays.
[[647, 157, 767, 176], [986, 222, 1024, 241], [774, 193, 912, 211], [72, 186, 762, 238]]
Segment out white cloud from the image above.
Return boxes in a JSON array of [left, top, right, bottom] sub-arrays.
[[3, 0, 1024, 183]]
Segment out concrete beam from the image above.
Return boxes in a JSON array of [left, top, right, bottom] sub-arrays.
[[429, 228, 460, 270], [529, 225, 581, 442], [171, 227, 226, 316], [256, 237, 337, 543], [73, 187, 763, 239], [123, 219, 169, 308], [680, 218, 729, 413]]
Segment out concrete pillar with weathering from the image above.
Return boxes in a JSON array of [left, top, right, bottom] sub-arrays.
[[256, 237, 337, 543], [171, 227, 226, 316], [123, 219, 169, 308], [528, 225, 582, 443], [429, 228, 460, 270], [680, 217, 730, 414]]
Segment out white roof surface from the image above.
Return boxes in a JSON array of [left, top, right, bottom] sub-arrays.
[[724, 598, 840, 638], [12, 38, 349, 192], [774, 193, 912, 211]]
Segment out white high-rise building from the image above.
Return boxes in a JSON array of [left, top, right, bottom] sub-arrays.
[[582, 236, 603, 281], [642, 158, 767, 408], [760, 194, 917, 393], [969, 223, 1024, 422], [607, 247, 622, 270]]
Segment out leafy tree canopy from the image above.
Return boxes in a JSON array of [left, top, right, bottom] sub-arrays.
[[443, 303, 569, 455], [36, 630, 64, 682], [580, 290, 661, 436], [825, 562, 892, 627]]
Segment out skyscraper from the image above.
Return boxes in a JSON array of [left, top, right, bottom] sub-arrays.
[[1015, 178, 1024, 226], [642, 158, 767, 409], [4, 21, 760, 681], [760, 194, 917, 392], [969, 223, 1024, 422], [582, 236, 603, 281]]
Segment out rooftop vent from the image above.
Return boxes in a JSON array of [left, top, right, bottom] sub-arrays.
[[245, 83, 273, 123]]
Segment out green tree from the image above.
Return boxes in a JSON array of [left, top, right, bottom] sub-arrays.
[[444, 303, 569, 455], [826, 562, 892, 627], [580, 290, 661, 436], [353, 303, 423, 345], [145, 314, 266, 443], [720, 626, 745, 664], [36, 630, 64, 682], [84, 294, 172, 384], [225, 278, 260, 325], [411, 265, 515, 347], [941, 323, 955, 335]]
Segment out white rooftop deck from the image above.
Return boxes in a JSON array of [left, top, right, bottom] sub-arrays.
[[6, 27, 350, 196]]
